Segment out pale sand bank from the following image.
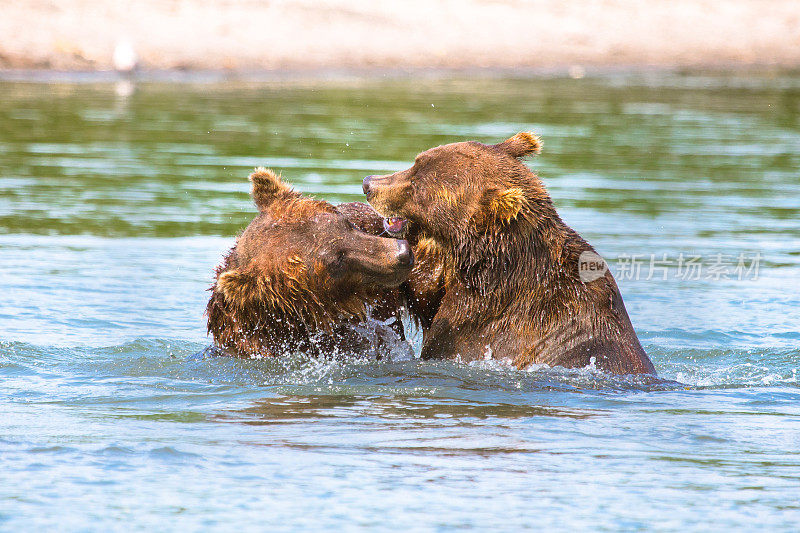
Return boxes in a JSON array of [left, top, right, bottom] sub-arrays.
[[2, 0, 799, 71]]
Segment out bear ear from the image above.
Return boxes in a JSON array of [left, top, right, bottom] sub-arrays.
[[495, 132, 542, 158], [217, 269, 259, 307], [249, 167, 297, 210], [480, 186, 527, 225]]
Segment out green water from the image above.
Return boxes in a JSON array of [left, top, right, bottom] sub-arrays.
[[1, 74, 799, 531]]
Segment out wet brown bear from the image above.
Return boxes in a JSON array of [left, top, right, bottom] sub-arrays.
[[363, 133, 656, 375], [206, 168, 414, 358]]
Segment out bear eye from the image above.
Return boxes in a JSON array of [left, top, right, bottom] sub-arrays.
[[330, 249, 347, 268], [323, 249, 347, 279]]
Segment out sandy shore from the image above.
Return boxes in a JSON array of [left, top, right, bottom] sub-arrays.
[[2, 0, 800, 72]]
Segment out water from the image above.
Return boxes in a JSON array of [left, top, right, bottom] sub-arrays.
[[1, 74, 799, 531]]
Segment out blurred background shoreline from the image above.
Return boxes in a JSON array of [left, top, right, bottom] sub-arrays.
[[3, 0, 800, 76]]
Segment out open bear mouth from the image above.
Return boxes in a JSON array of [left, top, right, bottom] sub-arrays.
[[383, 216, 408, 236]]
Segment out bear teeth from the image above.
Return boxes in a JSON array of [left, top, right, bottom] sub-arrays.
[[383, 217, 408, 235]]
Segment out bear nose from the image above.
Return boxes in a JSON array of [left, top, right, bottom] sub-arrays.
[[362, 175, 374, 196], [396, 240, 414, 268]]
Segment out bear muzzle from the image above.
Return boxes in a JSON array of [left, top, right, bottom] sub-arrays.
[[395, 239, 414, 268], [362, 175, 376, 196], [363, 174, 411, 237]]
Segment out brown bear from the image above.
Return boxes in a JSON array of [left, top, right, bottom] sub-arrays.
[[206, 168, 414, 359], [363, 133, 656, 375]]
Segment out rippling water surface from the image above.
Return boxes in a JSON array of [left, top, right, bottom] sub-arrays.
[[1, 74, 799, 530]]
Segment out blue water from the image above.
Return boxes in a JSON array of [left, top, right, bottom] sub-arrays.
[[1, 74, 799, 531]]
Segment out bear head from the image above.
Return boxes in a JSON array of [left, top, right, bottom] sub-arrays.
[[215, 168, 414, 327], [362, 132, 546, 246]]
